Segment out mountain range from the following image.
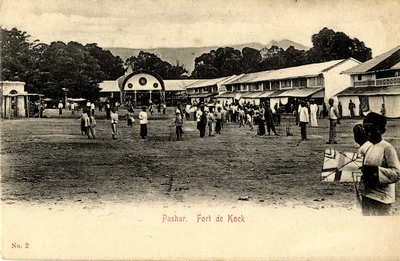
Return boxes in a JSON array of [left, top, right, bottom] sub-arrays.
[[105, 39, 310, 73]]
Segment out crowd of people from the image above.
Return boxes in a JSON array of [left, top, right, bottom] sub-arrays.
[[40, 97, 400, 216]]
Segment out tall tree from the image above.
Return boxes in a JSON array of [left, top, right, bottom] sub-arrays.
[[0, 27, 37, 81], [191, 47, 244, 78], [214, 47, 243, 77], [309, 27, 372, 62], [258, 46, 286, 71], [126, 51, 187, 79], [38, 41, 105, 100], [242, 47, 262, 73], [85, 43, 125, 80], [283, 46, 307, 67]]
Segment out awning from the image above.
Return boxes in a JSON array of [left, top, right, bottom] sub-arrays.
[[337, 85, 400, 96], [267, 89, 292, 98], [278, 88, 324, 98], [241, 91, 264, 99], [188, 92, 218, 98], [68, 98, 86, 102], [311, 89, 325, 98], [256, 91, 276, 98], [215, 92, 237, 98]]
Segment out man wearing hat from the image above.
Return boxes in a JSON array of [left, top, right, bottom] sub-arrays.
[[358, 112, 400, 215]]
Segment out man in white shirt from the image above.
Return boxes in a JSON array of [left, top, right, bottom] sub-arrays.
[[358, 112, 400, 215], [299, 101, 309, 141], [310, 100, 318, 127], [139, 106, 148, 139], [58, 100, 63, 115]]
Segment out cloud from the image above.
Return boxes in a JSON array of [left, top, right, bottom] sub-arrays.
[[1, 0, 399, 56]]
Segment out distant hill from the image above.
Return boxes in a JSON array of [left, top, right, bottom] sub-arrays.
[[105, 39, 310, 73]]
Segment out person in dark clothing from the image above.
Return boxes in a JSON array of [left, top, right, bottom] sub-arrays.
[[197, 106, 207, 138], [265, 101, 279, 136], [258, 104, 266, 135], [338, 102, 343, 118], [105, 101, 111, 119], [349, 100, 356, 117]]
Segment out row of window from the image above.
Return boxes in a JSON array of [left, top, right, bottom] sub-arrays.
[[355, 70, 400, 81], [225, 77, 323, 92]]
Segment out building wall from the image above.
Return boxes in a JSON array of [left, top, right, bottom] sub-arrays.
[[323, 59, 361, 102], [123, 73, 163, 92], [1, 81, 26, 119], [1, 81, 25, 95]]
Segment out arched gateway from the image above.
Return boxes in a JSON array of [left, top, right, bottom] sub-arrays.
[[120, 70, 165, 106]]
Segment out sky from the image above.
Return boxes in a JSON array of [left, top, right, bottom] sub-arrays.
[[1, 0, 400, 57]]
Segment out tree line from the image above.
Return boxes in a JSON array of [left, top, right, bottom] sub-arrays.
[[1, 27, 372, 100]]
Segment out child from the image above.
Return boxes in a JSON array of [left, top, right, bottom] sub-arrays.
[[174, 111, 184, 140], [85, 111, 96, 139], [110, 108, 118, 139], [358, 112, 400, 215], [124, 107, 135, 127], [246, 113, 252, 130], [139, 106, 148, 139]]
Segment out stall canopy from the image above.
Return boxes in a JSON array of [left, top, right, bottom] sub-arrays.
[[241, 91, 264, 99], [278, 87, 324, 98], [257, 90, 276, 98], [215, 92, 237, 98], [189, 92, 219, 98], [68, 98, 86, 102]]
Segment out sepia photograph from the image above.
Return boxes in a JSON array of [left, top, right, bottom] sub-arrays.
[[1, 0, 400, 259]]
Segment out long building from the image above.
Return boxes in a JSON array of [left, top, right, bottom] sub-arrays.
[[338, 46, 400, 118], [217, 59, 361, 112]]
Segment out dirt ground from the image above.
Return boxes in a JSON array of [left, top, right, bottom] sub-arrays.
[[1, 107, 400, 214]]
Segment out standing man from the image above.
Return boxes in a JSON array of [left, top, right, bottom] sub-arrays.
[[139, 106, 148, 139], [105, 101, 111, 119], [380, 103, 386, 116], [309, 100, 318, 127], [318, 103, 324, 119], [327, 98, 340, 144], [257, 103, 266, 135], [338, 102, 343, 118], [348, 100, 356, 118], [110, 108, 118, 139], [70, 102, 75, 116], [265, 101, 279, 136], [86, 100, 91, 112], [358, 112, 400, 215], [90, 101, 95, 116], [58, 100, 63, 115], [197, 105, 207, 138], [299, 101, 309, 141]]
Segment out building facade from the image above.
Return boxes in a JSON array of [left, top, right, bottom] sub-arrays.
[[1, 81, 42, 119], [218, 59, 361, 112], [338, 46, 400, 118]]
